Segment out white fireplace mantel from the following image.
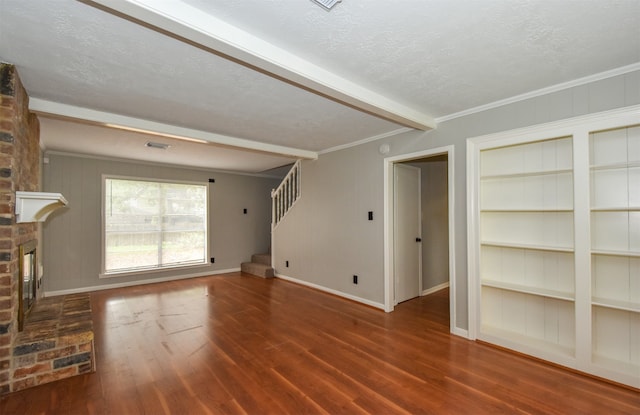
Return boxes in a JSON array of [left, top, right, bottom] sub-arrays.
[[15, 191, 68, 223]]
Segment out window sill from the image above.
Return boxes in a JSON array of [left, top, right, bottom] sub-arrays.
[[99, 262, 210, 279]]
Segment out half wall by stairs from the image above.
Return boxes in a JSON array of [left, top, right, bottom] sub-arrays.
[[241, 252, 274, 278]]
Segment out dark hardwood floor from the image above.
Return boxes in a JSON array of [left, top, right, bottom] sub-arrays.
[[1, 273, 638, 414]]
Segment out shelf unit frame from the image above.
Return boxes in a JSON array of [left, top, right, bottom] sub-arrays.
[[467, 105, 640, 389]]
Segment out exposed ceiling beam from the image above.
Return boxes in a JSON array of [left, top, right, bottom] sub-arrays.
[[29, 98, 318, 160], [84, 0, 437, 131]]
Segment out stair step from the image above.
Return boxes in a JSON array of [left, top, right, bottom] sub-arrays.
[[241, 262, 275, 279], [252, 253, 271, 266]]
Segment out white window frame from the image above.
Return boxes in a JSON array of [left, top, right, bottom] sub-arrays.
[[100, 175, 209, 278]]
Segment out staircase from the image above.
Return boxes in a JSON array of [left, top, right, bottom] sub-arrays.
[[242, 161, 301, 279], [272, 160, 301, 229], [240, 251, 274, 278]]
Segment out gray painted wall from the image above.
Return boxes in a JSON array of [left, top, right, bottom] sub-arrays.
[[409, 155, 449, 292], [273, 144, 384, 303], [273, 70, 640, 331], [42, 153, 280, 293]]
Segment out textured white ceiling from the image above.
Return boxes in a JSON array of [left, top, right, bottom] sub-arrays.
[[185, 0, 640, 116], [1, 0, 639, 173]]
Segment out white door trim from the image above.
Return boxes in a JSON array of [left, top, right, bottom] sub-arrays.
[[383, 145, 457, 335]]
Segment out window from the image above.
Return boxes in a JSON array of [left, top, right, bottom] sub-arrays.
[[103, 177, 208, 275]]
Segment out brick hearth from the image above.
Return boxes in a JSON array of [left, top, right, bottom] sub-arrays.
[[11, 294, 94, 391]]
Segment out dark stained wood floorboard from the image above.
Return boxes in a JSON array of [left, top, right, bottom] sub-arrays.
[[1, 272, 639, 414]]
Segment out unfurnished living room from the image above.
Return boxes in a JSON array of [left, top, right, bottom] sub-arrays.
[[0, 0, 639, 413]]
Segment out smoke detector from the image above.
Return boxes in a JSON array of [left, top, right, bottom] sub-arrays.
[[312, 0, 341, 10]]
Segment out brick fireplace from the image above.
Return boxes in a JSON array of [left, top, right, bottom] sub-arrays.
[[0, 63, 94, 395]]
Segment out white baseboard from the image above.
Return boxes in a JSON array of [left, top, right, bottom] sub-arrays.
[[451, 327, 470, 339], [421, 281, 449, 296], [44, 267, 241, 297], [275, 273, 385, 310]]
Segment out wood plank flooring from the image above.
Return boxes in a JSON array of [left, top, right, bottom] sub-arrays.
[[1, 272, 638, 414]]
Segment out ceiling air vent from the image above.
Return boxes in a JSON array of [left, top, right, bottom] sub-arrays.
[[145, 141, 170, 150], [312, 0, 342, 10]]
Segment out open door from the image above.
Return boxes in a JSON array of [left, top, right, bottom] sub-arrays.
[[393, 163, 421, 304]]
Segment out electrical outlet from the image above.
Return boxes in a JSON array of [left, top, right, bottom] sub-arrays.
[[210, 257, 215, 263], [353, 275, 358, 284], [286, 260, 289, 267]]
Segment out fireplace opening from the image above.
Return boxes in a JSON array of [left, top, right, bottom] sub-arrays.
[[18, 240, 37, 331]]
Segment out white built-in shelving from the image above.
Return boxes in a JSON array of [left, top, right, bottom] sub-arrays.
[[478, 136, 577, 360], [589, 126, 640, 382], [468, 106, 640, 389]]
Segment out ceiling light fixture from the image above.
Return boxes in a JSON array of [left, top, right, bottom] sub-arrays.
[[145, 141, 170, 150], [311, 0, 342, 10]]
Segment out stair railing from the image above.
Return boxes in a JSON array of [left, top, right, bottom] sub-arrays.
[[272, 160, 301, 228]]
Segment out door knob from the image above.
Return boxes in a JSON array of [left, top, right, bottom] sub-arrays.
[[416, 237, 422, 242]]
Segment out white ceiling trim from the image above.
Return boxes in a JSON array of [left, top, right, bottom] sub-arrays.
[[30, 98, 318, 160], [435, 62, 640, 124], [86, 0, 436, 131], [319, 127, 413, 155]]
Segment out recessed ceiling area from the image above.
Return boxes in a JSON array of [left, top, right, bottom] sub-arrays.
[[38, 117, 295, 174], [1, 0, 639, 173]]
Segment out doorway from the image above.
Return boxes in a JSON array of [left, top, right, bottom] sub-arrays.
[[383, 146, 456, 332]]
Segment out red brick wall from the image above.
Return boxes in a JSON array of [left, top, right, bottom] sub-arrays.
[[0, 63, 41, 395]]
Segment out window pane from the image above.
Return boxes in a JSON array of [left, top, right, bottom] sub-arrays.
[[105, 232, 160, 272], [161, 230, 206, 265], [105, 178, 207, 274]]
